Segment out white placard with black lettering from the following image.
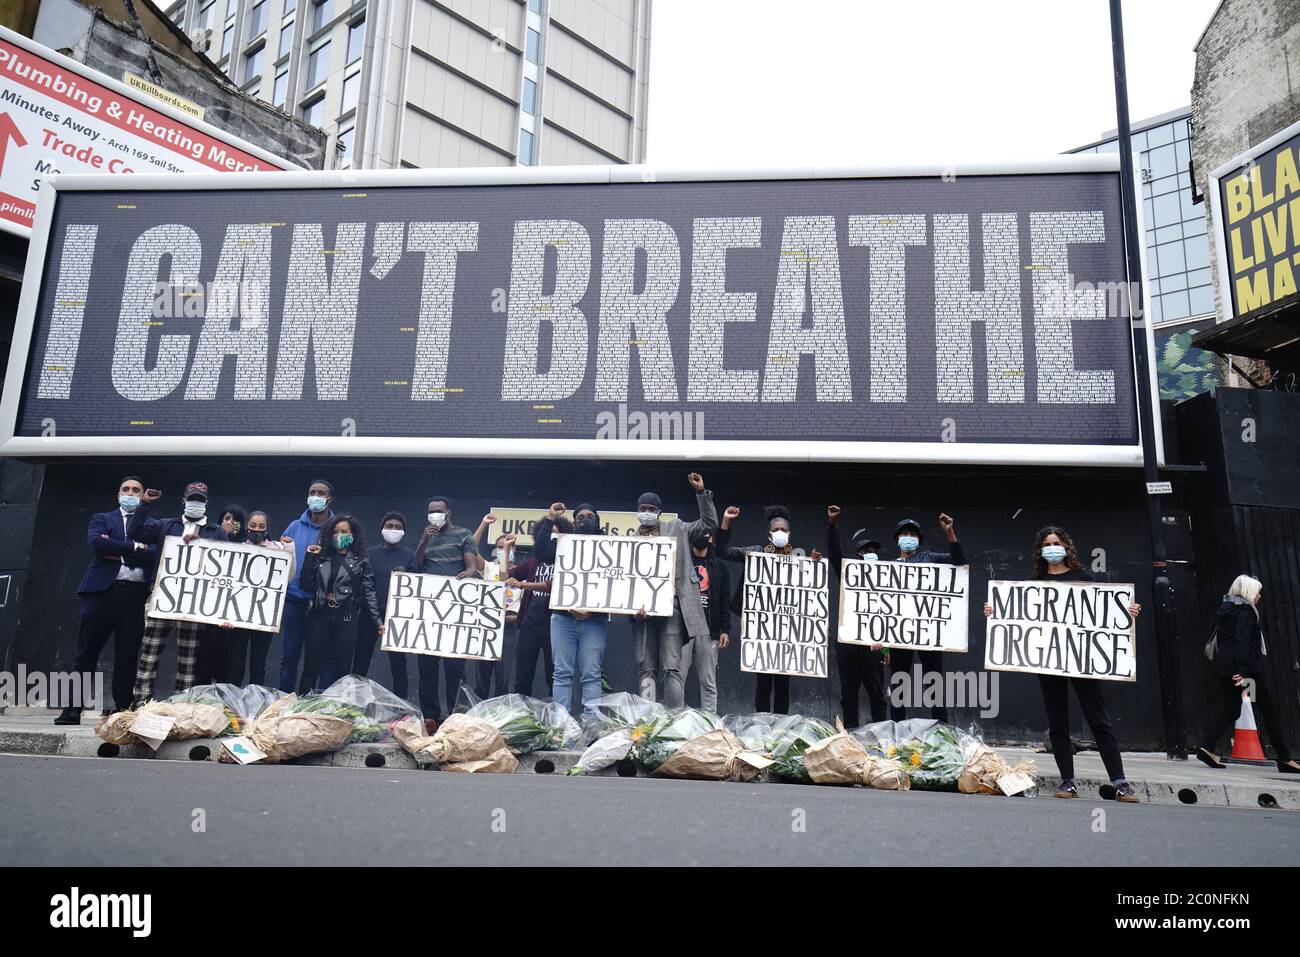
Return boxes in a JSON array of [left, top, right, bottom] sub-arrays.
[[838, 560, 970, 653], [984, 579, 1137, 682], [144, 536, 296, 634], [382, 571, 505, 661], [739, 551, 829, 679], [550, 534, 677, 617]]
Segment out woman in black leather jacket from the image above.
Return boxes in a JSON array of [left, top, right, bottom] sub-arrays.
[[298, 514, 383, 694], [1197, 574, 1300, 773]]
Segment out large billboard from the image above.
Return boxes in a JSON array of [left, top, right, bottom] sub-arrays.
[[0, 158, 1161, 465], [1209, 116, 1300, 320], [0, 27, 297, 237]]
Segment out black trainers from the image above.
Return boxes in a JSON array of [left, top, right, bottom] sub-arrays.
[[1055, 780, 1078, 799], [1114, 781, 1141, 803], [53, 708, 81, 726]]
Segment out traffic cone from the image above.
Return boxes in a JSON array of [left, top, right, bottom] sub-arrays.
[[1229, 690, 1268, 763]]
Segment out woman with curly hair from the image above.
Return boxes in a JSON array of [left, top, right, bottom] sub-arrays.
[[986, 525, 1143, 802], [298, 514, 382, 694]]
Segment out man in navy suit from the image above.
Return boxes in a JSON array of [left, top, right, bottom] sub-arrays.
[[54, 477, 162, 724], [130, 481, 229, 706]]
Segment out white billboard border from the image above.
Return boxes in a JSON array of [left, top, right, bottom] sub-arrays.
[[0, 154, 1163, 467]]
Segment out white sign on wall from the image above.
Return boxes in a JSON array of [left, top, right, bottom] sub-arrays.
[[0, 26, 297, 236]]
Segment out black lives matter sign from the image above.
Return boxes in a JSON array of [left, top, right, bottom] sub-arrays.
[[382, 571, 505, 661], [7, 167, 1139, 457]]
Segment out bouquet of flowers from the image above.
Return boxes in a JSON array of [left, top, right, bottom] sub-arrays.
[[294, 676, 422, 744], [467, 694, 582, 754], [853, 720, 972, 791], [765, 714, 837, 782], [637, 708, 724, 770]]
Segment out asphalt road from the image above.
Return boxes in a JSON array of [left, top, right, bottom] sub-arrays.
[[1, 754, 1296, 866]]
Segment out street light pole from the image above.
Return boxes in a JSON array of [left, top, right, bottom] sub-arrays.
[[1108, 0, 1186, 759]]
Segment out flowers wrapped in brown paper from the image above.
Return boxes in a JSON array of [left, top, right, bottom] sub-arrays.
[[95, 709, 139, 745], [650, 729, 773, 782], [957, 744, 1037, 796], [803, 727, 911, 790], [140, 700, 230, 740], [247, 693, 352, 763], [393, 713, 519, 772]]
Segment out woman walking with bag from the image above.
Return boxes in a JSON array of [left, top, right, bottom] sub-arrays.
[[1196, 575, 1300, 773]]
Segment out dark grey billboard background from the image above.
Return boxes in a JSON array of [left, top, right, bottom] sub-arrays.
[[17, 174, 1137, 444]]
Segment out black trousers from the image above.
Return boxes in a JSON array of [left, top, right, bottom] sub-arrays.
[[888, 649, 949, 723], [351, 620, 417, 703], [226, 628, 273, 687], [1039, 674, 1126, 782], [755, 673, 790, 714], [1201, 674, 1293, 762], [194, 625, 228, 686], [300, 609, 360, 695], [513, 619, 554, 697], [837, 643, 887, 725], [72, 582, 147, 711], [417, 655, 466, 720]]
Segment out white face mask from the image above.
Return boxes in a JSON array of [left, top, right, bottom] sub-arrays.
[[381, 528, 405, 545], [183, 501, 206, 520], [770, 530, 790, 549], [637, 509, 659, 527], [428, 511, 447, 528]]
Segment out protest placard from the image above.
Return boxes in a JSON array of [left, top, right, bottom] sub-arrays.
[[144, 537, 296, 634], [838, 560, 970, 652], [984, 579, 1137, 682], [739, 551, 829, 678], [381, 571, 505, 661], [490, 507, 677, 546], [550, 534, 676, 617]]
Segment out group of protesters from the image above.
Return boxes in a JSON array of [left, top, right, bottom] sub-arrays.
[[59, 470, 1300, 799]]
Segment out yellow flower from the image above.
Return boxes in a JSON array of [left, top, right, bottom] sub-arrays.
[[910, 752, 921, 767], [631, 729, 644, 742], [886, 744, 897, 757]]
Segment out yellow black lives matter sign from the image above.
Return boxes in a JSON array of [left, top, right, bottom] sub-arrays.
[[1219, 128, 1300, 315]]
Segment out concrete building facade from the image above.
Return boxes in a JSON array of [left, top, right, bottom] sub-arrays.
[[158, 0, 652, 170]]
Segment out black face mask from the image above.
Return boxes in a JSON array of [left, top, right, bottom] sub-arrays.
[[691, 538, 711, 552], [576, 517, 599, 534], [247, 530, 267, 544]]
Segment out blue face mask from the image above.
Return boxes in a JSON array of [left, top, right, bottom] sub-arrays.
[[1041, 545, 1068, 565], [307, 495, 328, 513], [118, 495, 140, 512], [862, 552, 880, 561], [898, 535, 919, 553]]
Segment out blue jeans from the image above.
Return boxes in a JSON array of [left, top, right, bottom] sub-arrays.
[[277, 599, 308, 692], [550, 613, 608, 718]]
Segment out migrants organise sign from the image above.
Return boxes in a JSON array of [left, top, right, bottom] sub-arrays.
[[144, 536, 295, 633], [381, 570, 505, 661], [984, 579, 1137, 682], [550, 534, 676, 617], [739, 551, 829, 678], [838, 559, 970, 652], [0, 156, 1158, 466]]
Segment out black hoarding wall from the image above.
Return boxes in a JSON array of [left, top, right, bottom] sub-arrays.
[[10, 456, 1172, 748], [1177, 387, 1300, 756]]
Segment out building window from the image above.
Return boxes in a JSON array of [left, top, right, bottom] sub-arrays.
[[529, 0, 543, 12], [337, 125, 355, 169], [305, 41, 330, 88], [347, 18, 365, 64], [522, 77, 537, 114], [221, 23, 235, 58], [519, 129, 535, 165], [244, 44, 265, 82], [167, 1, 185, 25], [247, 1, 268, 39], [273, 69, 289, 107], [526, 27, 540, 63], [311, 0, 334, 33], [302, 95, 325, 127], [284, 0, 296, 15], [198, 1, 215, 28], [278, 21, 294, 57], [340, 71, 360, 115]]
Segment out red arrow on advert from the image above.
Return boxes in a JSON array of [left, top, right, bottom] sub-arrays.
[[0, 112, 28, 170]]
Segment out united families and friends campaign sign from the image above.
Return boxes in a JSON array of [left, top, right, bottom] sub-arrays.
[[838, 559, 970, 652], [739, 551, 829, 679], [549, 534, 676, 617], [0, 27, 295, 236], [0, 155, 1162, 467], [984, 579, 1137, 682], [381, 570, 506, 662], [143, 536, 295, 633]]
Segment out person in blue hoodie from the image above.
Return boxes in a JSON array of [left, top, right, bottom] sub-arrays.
[[888, 514, 965, 723], [277, 479, 336, 692]]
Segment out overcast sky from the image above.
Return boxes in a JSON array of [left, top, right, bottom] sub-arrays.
[[644, 0, 1222, 167]]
